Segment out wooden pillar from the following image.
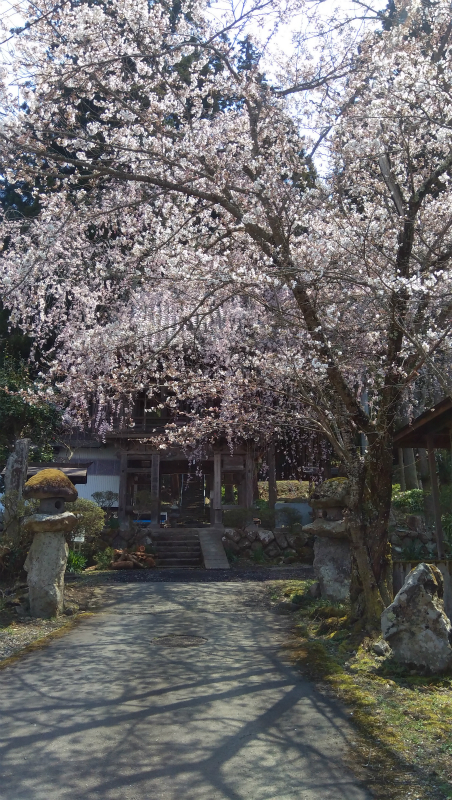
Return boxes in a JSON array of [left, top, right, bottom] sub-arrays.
[[426, 436, 445, 559], [118, 452, 128, 522], [245, 446, 254, 509], [213, 452, 222, 526], [150, 453, 160, 526], [268, 442, 277, 510], [403, 448, 419, 489]]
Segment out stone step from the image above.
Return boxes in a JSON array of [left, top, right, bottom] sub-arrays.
[[156, 557, 203, 567], [153, 542, 201, 550]]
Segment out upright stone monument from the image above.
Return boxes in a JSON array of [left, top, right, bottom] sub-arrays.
[[302, 478, 352, 602], [381, 563, 452, 672], [23, 469, 78, 618]]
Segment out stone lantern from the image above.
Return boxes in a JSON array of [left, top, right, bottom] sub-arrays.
[[23, 469, 78, 618], [302, 477, 352, 602]]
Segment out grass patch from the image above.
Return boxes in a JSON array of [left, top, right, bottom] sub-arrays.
[[270, 579, 452, 800], [258, 480, 310, 502]]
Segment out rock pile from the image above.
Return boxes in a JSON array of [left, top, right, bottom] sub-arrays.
[[222, 526, 314, 562], [389, 514, 437, 557], [381, 562, 452, 673]]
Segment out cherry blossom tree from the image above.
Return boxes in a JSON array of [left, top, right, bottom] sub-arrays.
[[1, 0, 452, 625]]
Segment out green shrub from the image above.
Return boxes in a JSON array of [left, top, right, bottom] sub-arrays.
[[251, 545, 265, 563], [93, 547, 115, 570], [280, 506, 303, 532], [223, 546, 238, 564], [442, 513, 452, 543], [257, 508, 275, 529], [91, 491, 119, 509], [223, 507, 253, 529], [399, 540, 424, 561], [66, 549, 87, 573], [440, 484, 452, 514], [392, 487, 426, 513], [71, 498, 106, 559]]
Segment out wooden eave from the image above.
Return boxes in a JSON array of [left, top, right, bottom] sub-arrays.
[[394, 397, 452, 449]]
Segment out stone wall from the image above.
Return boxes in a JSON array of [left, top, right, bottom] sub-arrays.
[[389, 512, 438, 558], [222, 526, 314, 563]]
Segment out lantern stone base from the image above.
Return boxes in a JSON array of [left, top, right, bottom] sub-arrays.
[[313, 537, 351, 602], [24, 532, 69, 618]]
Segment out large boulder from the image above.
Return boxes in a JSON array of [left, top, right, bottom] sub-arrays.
[[381, 563, 452, 673], [274, 530, 288, 549], [24, 532, 68, 618], [223, 528, 241, 544], [313, 537, 351, 602], [257, 528, 274, 545]]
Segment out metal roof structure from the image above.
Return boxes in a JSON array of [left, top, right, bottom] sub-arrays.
[[394, 397, 452, 449], [24, 463, 92, 485]]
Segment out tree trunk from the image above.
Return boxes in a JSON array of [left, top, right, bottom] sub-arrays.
[[346, 434, 394, 630], [3, 439, 31, 546], [403, 448, 419, 489]]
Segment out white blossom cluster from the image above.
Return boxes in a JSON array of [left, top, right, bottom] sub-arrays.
[[1, 0, 451, 461]]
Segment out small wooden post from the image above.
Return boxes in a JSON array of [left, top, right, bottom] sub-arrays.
[[213, 451, 222, 526], [268, 442, 277, 510], [150, 453, 160, 526], [426, 436, 445, 559]]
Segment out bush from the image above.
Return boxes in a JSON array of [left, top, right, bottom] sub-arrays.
[[223, 507, 253, 529], [251, 545, 266, 563], [66, 549, 87, 573], [280, 506, 303, 532], [392, 487, 426, 513], [93, 547, 115, 570], [91, 491, 119, 509], [70, 498, 106, 559]]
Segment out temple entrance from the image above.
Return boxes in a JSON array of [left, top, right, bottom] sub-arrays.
[[160, 473, 209, 526]]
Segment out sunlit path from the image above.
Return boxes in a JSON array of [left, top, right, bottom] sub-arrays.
[[0, 582, 370, 800]]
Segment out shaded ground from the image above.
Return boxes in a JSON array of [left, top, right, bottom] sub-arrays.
[[0, 580, 370, 800], [271, 579, 452, 800]]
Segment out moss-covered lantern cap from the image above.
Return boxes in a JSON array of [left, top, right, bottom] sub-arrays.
[[23, 469, 78, 502]]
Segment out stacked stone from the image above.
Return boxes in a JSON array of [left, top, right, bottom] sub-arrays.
[[222, 525, 314, 563], [23, 469, 78, 619], [389, 514, 437, 557], [302, 478, 352, 602]]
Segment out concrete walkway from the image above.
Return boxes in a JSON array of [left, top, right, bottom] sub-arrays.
[[0, 582, 371, 800]]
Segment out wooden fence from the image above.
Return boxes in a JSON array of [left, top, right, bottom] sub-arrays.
[[393, 560, 452, 618]]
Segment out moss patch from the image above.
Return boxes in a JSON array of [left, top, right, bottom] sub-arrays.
[[24, 468, 75, 493], [270, 580, 452, 800], [258, 480, 310, 502]]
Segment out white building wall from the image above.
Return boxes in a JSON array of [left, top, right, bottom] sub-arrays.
[[76, 475, 120, 503]]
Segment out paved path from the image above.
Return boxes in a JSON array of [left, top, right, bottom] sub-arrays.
[[0, 582, 371, 800]]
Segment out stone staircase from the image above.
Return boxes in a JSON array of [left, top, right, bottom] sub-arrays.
[[151, 529, 204, 569]]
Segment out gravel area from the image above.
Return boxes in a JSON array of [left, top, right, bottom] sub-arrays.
[[80, 565, 315, 584], [0, 617, 70, 662]]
